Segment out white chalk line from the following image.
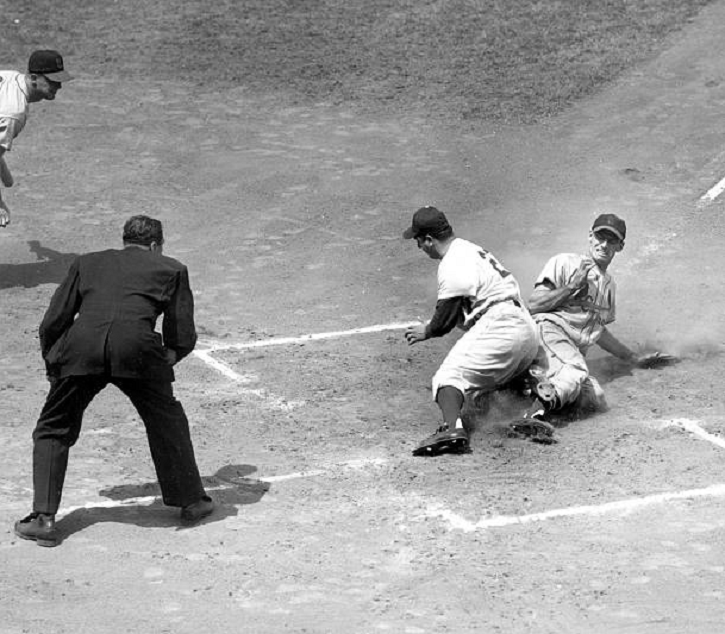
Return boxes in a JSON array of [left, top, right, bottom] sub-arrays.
[[198, 321, 418, 353], [427, 483, 725, 532], [196, 332, 725, 534], [192, 349, 254, 383], [55, 471, 326, 518], [700, 174, 725, 203], [426, 418, 725, 532], [192, 321, 416, 409], [191, 349, 303, 411], [52, 459, 389, 519], [669, 418, 725, 450]]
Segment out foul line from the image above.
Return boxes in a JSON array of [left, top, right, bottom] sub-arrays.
[[197, 321, 418, 353], [428, 483, 725, 532]]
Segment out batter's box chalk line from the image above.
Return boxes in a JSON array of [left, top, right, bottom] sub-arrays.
[[197, 321, 419, 353], [664, 418, 725, 451], [191, 349, 304, 412], [192, 322, 417, 410], [425, 483, 725, 532]]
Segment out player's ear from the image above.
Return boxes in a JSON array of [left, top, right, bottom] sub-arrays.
[[615, 240, 624, 252]]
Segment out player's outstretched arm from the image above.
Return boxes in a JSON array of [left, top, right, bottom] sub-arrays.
[[528, 260, 594, 315], [596, 327, 636, 362]]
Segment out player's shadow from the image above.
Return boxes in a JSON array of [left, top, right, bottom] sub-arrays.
[[0, 240, 77, 289], [56, 464, 269, 541]]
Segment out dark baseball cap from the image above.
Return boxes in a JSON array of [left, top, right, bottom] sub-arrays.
[[592, 213, 626, 241], [403, 206, 452, 239], [28, 50, 73, 83]]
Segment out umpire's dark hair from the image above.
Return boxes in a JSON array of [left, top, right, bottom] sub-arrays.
[[122, 215, 164, 246]]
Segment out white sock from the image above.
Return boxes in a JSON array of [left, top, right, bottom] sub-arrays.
[[454, 418, 464, 429]]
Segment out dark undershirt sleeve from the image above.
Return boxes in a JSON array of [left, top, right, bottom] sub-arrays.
[[427, 297, 465, 338]]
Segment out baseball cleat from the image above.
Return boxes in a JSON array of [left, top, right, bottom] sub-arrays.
[[531, 372, 556, 408], [508, 417, 557, 444], [412, 426, 470, 457]]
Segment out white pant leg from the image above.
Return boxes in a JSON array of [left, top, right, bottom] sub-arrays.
[[537, 320, 590, 408], [578, 375, 608, 412], [432, 304, 539, 400]]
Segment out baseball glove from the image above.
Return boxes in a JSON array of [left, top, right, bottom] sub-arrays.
[[634, 352, 679, 369], [507, 418, 557, 445]]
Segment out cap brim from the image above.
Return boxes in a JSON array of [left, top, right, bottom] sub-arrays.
[[42, 70, 73, 83], [593, 226, 624, 241], [402, 226, 416, 239]]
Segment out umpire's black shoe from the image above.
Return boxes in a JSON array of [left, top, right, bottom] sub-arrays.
[[180, 495, 215, 523], [14, 512, 60, 547]]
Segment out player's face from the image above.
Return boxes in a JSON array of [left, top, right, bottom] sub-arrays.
[[31, 75, 62, 101], [588, 230, 622, 267], [415, 235, 440, 259]]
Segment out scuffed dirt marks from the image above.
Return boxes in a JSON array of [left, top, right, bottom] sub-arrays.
[[211, 332, 453, 454]]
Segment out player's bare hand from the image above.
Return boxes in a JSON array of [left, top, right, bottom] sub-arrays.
[[0, 201, 10, 228], [405, 324, 428, 345], [567, 258, 593, 292]]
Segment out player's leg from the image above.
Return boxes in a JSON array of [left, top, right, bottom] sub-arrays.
[[16, 375, 107, 546], [512, 320, 591, 440], [114, 378, 211, 519], [537, 320, 589, 410], [414, 305, 539, 455], [433, 305, 539, 401], [577, 375, 608, 414]]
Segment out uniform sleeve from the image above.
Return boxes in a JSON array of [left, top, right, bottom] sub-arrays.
[[437, 253, 477, 300], [162, 266, 197, 361], [427, 297, 464, 338], [39, 257, 82, 357], [534, 254, 574, 289], [0, 117, 19, 152]]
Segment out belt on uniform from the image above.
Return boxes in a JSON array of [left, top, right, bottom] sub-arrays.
[[469, 298, 522, 326]]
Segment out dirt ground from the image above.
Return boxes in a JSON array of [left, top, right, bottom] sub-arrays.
[[3, 3, 725, 634]]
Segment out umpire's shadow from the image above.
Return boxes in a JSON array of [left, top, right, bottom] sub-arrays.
[[0, 240, 78, 289], [57, 464, 269, 539]]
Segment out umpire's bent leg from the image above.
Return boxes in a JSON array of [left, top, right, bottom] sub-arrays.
[[113, 378, 206, 508], [32, 376, 107, 514]]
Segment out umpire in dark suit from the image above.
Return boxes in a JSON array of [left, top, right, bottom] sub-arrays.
[[15, 215, 213, 547]]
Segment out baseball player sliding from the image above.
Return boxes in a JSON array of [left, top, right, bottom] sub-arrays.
[[403, 206, 539, 456], [0, 50, 73, 228], [510, 213, 674, 439]]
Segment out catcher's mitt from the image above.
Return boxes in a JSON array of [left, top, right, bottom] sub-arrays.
[[634, 352, 679, 369], [508, 418, 557, 445]]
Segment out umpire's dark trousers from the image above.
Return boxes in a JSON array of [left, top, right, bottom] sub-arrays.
[[32, 375, 206, 515]]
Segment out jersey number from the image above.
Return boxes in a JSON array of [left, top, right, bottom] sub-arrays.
[[479, 250, 511, 278]]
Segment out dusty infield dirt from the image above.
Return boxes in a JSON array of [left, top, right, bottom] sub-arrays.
[[3, 2, 725, 634]]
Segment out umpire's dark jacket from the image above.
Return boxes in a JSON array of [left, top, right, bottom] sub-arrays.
[[40, 247, 197, 382]]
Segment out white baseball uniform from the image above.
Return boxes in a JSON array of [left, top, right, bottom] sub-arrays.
[[0, 71, 29, 152], [431, 238, 539, 398], [532, 253, 615, 409]]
